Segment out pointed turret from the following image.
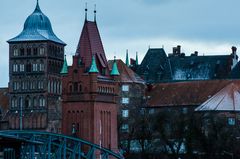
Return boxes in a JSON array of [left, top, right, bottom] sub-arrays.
[[126, 49, 129, 67], [34, 0, 41, 12], [60, 55, 68, 74], [89, 55, 99, 73], [111, 57, 120, 76], [136, 52, 139, 65], [94, 4, 97, 22], [85, 3, 88, 21]]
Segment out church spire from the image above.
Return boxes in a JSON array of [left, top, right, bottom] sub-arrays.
[[111, 56, 120, 76], [125, 49, 129, 67], [89, 55, 99, 73], [60, 55, 68, 75], [85, 3, 88, 21], [94, 4, 97, 22], [136, 52, 139, 65]]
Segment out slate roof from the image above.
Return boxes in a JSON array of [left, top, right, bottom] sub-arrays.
[[169, 55, 232, 80], [76, 20, 108, 72], [8, 1, 65, 45], [137, 47, 234, 83], [108, 60, 145, 83], [146, 80, 240, 107], [136, 48, 172, 83], [195, 83, 240, 111]]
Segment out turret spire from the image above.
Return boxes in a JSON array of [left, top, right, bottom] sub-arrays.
[[111, 56, 120, 76], [34, 0, 41, 12], [89, 55, 99, 73], [94, 4, 97, 22], [85, 3, 88, 21], [60, 55, 68, 75], [125, 49, 129, 67], [136, 52, 139, 65]]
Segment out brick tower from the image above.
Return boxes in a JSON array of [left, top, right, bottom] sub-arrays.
[[61, 9, 119, 151], [7, 1, 66, 132]]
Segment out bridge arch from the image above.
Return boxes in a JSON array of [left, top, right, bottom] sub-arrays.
[[0, 130, 123, 159]]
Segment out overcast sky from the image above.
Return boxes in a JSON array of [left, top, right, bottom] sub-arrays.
[[1, 0, 240, 87]]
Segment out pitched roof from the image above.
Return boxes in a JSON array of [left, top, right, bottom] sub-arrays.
[[76, 20, 108, 72], [169, 55, 232, 80], [108, 60, 144, 83], [146, 80, 240, 107], [195, 83, 240, 111], [136, 48, 172, 83]]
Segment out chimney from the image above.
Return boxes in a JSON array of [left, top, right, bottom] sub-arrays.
[[231, 46, 238, 69], [173, 47, 177, 54], [194, 51, 198, 56], [232, 46, 237, 54], [177, 45, 181, 54]]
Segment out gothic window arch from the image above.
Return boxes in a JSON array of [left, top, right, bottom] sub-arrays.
[[69, 84, 73, 93], [39, 46, 45, 55], [27, 47, 31, 56], [73, 82, 78, 92], [13, 46, 19, 56], [26, 62, 32, 72], [33, 96, 38, 107], [39, 96, 46, 107], [20, 48, 24, 56], [11, 96, 18, 108], [25, 95, 31, 108]]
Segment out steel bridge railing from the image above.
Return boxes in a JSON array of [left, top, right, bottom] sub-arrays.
[[0, 130, 124, 159]]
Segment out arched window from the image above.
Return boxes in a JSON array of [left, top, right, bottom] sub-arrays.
[[79, 85, 82, 92], [11, 96, 17, 108], [13, 47, 18, 56], [25, 96, 31, 108], [33, 96, 38, 107], [26, 63, 32, 72], [73, 82, 78, 92], [39, 96, 46, 107], [69, 84, 73, 93], [39, 47, 45, 55]]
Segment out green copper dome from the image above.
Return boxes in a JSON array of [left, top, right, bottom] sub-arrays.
[[111, 57, 120, 76], [89, 56, 99, 73], [8, 1, 65, 45], [60, 55, 68, 74]]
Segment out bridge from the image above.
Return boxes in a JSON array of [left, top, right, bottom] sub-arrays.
[[0, 130, 123, 159]]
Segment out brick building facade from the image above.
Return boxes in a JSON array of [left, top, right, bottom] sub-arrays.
[[61, 14, 118, 151], [7, 1, 65, 132]]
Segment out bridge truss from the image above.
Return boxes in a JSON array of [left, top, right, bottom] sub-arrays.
[[0, 130, 123, 159]]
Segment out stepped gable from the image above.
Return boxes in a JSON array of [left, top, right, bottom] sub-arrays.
[[136, 48, 172, 83], [169, 55, 232, 80], [195, 83, 240, 111], [108, 59, 144, 83], [76, 20, 108, 74], [146, 80, 240, 107]]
